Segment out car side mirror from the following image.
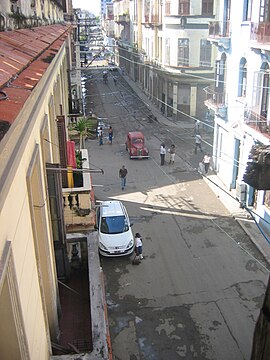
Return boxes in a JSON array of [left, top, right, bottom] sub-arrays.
[[130, 222, 134, 227]]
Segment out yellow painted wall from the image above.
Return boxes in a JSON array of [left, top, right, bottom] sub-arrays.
[[0, 40, 70, 359]]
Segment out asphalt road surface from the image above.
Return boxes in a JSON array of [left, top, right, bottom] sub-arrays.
[[85, 69, 269, 360]]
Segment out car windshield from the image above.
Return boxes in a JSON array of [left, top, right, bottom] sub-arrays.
[[100, 216, 129, 234], [131, 137, 143, 144]]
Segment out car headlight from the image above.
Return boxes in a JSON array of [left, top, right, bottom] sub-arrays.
[[99, 242, 108, 250], [127, 239, 134, 248]]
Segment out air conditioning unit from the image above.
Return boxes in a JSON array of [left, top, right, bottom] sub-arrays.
[[236, 181, 247, 203]]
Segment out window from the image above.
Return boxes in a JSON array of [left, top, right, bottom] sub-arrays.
[[165, 1, 171, 15], [165, 38, 170, 64], [264, 191, 270, 208], [202, 0, 213, 16], [200, 39, 211, 67], [238, 58, 247, 97], [260, 0, 270, 22], [243, 0, 253, 21], [215, 58, 226, 91], [177, 39, 189, 66], [101, 216, 129, 234], [179, 0, 190, 15]]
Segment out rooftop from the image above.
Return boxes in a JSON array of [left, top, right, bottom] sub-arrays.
[[0, 24, 72, 140]]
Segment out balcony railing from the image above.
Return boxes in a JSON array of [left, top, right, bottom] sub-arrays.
[[244, 108, 270, 136], [63, 191, 95, 232], [115, 14, 130, 23], [208, 21, 231, 49], [204, 86, 227, 118], [250, 22, 270, 44], [208, 21, 230, 38], [63, 149, 95, 232], [151, 14, 161, 24]]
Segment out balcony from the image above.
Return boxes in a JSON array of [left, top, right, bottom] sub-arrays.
[[143, 14, 162, 27], [244, 108, 270, 138], [250, 22, 270, 52], [63, 149, 95, 233], [114, 14, 130, 24], [204, 86, 227, 119], [208, 21, 231, 49]]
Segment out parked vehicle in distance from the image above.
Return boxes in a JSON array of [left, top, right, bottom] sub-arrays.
[[96, 200, 134, 257], [125, 131, 149, 159]]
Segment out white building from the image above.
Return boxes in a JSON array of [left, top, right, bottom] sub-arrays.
[[205, 0, 270, 236], [113, 0, 217, 121]]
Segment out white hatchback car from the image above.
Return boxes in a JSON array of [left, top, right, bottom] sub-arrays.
[[96, 200, 134, 256]]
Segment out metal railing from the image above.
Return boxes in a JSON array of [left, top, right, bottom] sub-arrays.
[[204, 86, 226, 106], [250, 22, 270, 43], [208, 21, 231, 38], [244, 108, 270, 135]]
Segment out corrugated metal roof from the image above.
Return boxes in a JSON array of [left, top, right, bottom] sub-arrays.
[[0, 24, 72, 136]]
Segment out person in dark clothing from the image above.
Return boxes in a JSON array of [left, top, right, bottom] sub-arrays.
[[119, 165, 128, 190], [99, 128, 103, 145], [108, 126, 113, 144]]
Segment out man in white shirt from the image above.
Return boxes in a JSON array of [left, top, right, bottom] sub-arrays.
[[160, 143, 166, 165], [202, 153, 211, 174]]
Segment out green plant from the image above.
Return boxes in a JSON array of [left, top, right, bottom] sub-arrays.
[[75, 150, 86, 169], [75, 117, 88, 149]]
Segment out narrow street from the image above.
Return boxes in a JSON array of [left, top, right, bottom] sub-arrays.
[[85, 69, 269, 360]]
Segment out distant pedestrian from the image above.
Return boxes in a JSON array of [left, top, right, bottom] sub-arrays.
[[97, 126, 102, 138], [160, 143, 166, 165], [135, 233, 143, 260], [202, 153, 211, 174], [169, 144, 176, 165], [113, 77, 117, 85], [195, 134, 202, 154], [194, 120, 200, 135], [108, 126, 113, 144], [119, 165, 128, 190], [99, 128, 103, 145]]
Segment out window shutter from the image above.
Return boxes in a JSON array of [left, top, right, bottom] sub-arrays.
[[57, 115, 68, 188]]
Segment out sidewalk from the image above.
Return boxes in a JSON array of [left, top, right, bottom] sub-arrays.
[[123, 74, 270, 267]]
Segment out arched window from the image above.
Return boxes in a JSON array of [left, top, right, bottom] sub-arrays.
[[238, 58, 247, 97]]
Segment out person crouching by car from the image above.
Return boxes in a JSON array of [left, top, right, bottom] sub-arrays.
[[135, 233, 143, 260]]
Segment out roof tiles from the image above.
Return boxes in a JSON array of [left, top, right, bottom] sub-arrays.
[[0, 24, 72, 131]]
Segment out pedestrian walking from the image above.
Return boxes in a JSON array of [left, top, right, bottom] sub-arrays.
[[194, 120, 200, 135], [202, 153, 211, 174], [113, 77, 117, 85], [160, 143, 166, 165], [195, 134, 202, 154], [108, 126, 113, 144], [168, 144, 176, 165], [99, 128, 103, 146], [134, 232, 143, 261], [119, 165, 128, 190]]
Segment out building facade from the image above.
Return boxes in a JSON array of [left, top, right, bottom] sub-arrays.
[[205, 0, 270, 237], [112, 0, 217, 121], [0, 1, 94, 358], [0, 0, 66, 29]]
